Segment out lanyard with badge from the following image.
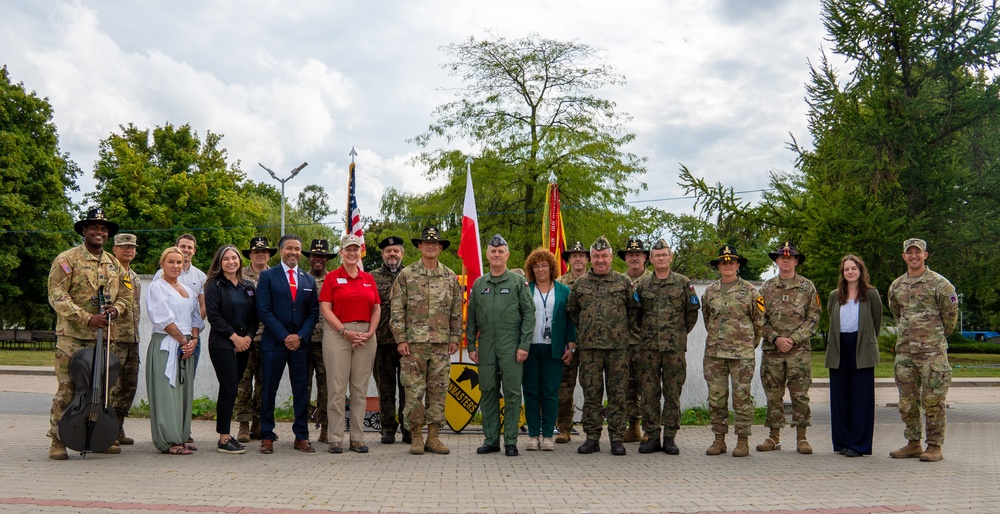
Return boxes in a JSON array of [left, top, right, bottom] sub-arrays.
[[539, 287, 552, 339]]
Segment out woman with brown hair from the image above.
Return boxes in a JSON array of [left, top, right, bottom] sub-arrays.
[[824, 254, 883, 457]]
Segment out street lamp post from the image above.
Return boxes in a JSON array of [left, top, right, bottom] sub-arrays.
[[259, 161, 308, 235]]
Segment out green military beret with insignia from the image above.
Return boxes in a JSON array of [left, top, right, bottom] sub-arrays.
[[378, 236, 405, 250], [561, 240, 589, 262], [709, 245, 748, 267], [768, 241, 805, 264]]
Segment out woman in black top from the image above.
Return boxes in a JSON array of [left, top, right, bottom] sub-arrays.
[[205, 244, 259, 454]]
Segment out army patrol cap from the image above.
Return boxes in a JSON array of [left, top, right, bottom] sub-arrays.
[[590, 235, 613, 252], [113, 233, 138, 247], [302, 239, 337, 258], [411, 227, 451, 250], [242, 236, 277, 258], [768, 241, 805, 264], [377, 235, 405, 250], [487, 234, 508, 247], [709, 245, 748, 267], [340, 234, 363, 249], [903, 238, 927, 252], [74, 208, 119, 237], [617, 236, 649, 261], [561, 240, 590, 262]]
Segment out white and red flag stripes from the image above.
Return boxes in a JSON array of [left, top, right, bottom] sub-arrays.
[[346, 161, 366, 257], [457, 166, 482, 290]]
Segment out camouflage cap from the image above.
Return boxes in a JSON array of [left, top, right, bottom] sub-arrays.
[[768, 241, 805, 264], [591, 236, 613, 252], [242, 236, 277, 258], [74, 207, 119, 237], [487, 234, 508, 247], [650, 238, 670, 251], [617, 236, 648, 261], [113, 233, 138, 247], [903, 238, 927, 252], [301, 239, 337, 257], [561, 240, 590, 262], [377, 236, 405, 250]]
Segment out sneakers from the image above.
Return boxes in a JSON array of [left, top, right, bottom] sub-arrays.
[[350, 441, 369, 453], [540, 437, 555, 451], [525, 436, 540, 451], [218, 437, 247, 454]]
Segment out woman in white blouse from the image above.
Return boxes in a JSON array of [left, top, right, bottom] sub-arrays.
[[824, 254, 882, 457], [146, 246, 205, 455]]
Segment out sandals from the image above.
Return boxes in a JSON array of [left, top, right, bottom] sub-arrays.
[[162, 445, 194, 455], [184, 443, 198, 451]]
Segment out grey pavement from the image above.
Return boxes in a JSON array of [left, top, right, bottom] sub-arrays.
[[1, 371, 999, 513]]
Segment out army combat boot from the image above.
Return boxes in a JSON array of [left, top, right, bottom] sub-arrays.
[[49, 438, 68, 460], [409, 424, 425, 455], [890, 440, 923, 458], [796, 426, 813, 454], [756, 427, 781, 451], [623, 420, 642, 443], [706, 433, 727, 455], [250, 420, 262, 440], [318, 424, 328, 444], [662, 436, 680, 455], [638, 432, 661, 454], [424, 424, 450, 454], [732, 436, 750, 457], [237, 422, 251, 443], [99, 441, 122, 454], [554, 426, 572, 443], [919, 444, 943, 462], [117, 417, 134, 445]]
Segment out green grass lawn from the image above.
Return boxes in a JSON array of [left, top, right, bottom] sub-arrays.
[[0, 349, 53, 367], [811, 352, 1000, 378]]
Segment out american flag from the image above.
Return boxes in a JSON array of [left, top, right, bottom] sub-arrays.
[[346, 161, 366, 257]]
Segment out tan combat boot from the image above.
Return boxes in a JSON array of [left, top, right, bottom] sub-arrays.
[[623, 420, 642, 443], [919, 444, 943, 462], [117, 418, 134, 445], [237, 422, 251, 443], [732, 436, 750, 457], [49, 438, 68, 460], [99, 441, 121, 454], [424, 424, 450, 454], [756, 427, 781, 452], [890, 440, 923, 458], [706, 433, 727, 455], [554, 427, 571, 444], [409, 424, 425, 455], [796, 426, 813, 454], [318, 424, 328, 444]]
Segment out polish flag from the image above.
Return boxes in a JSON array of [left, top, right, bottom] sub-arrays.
[[457, 167, 482, 291]]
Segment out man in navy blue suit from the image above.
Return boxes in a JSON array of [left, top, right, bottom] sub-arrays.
[[255, 234, 319, 454]]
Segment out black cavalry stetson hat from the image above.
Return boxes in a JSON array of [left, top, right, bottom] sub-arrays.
[[768, 241, 805, 264], [301, 239, 337, 258], [378, 236, 405, 250], [561, 240, 589, 262], [74, 208, 119, 237], [617, 237, 649, 261], [242, 236, 277, 258], [411, 227, 451, 250], [709, 245, 749, 267]]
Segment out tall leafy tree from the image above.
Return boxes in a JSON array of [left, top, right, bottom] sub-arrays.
[[296, 184, 334, 224], [0, 66, 80, 328], [406, 33, 648, 257]]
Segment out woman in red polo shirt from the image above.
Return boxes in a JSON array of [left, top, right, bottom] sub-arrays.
[[319, 233, 381, 454]]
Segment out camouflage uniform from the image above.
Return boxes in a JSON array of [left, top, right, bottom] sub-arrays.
[[306, 272, 328, 428], [390, 260, 464, 429], [555, 271, 583, 433], [888, 268, 958, 446], [110, 265, 141, 423], [234, 265, 264, 430], [635, 271, 699, 439], [566, 269, 637, 442], [759, 274, 820, 429], [48, 244, 128, 441], [701, 278, 764, 437], [625, 269, 651, 426], [372, 263, 407, 438]]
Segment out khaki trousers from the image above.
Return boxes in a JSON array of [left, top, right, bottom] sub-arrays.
[[323, 321, 377, 444]]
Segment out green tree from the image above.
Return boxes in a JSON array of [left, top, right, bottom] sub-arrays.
[[0, 66, 80, 328], [406, 33, 648, 258], [296, 184, 335, 224]]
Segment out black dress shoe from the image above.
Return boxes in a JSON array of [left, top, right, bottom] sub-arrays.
[[381, 433, 395, 444], [476, 444, 501, 454], [505, 445, 519, 457], [577, 439, 600, 454], [610, 441, 626, 456], [843, 448, 862, 457]]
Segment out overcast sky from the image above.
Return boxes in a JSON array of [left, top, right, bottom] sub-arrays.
[[3, 0, 836, 230]]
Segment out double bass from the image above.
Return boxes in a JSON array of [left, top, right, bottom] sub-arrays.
[[58, 285, 122, 456]]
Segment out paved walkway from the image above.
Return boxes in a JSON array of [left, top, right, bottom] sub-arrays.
[[2, 371, 999, 513]]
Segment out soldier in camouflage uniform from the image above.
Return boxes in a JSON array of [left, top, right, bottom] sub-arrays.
[[887, 238, 959, 462], [635, 239, 699, 455], [701, 245, 764, 458], [757, 242, 820, 455], [110, 233, 141, 446], [47, 208, 129, 460], [389, 227, 464, 455], [235, 236, 275, 442], [371, 236, 410, 444], [302, 239, 335, 443], [566, 236, 637, 456], [618, 237, 651, 443], [554, 241, 588, 443]]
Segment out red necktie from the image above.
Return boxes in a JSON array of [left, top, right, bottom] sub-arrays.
[[288, 269, 297, 300]]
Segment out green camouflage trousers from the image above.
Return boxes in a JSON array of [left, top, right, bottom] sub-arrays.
[[640, 350, 686, 439], [233, 341, 262, 424], [625, 344, 642, 422], [704, 356, 754, 437], [110, 341, 140, 420], [760, 350, 811, 428], [894, 353, 951, 445], [400, 343, 450, 429], [374, 344, 407, 435], [579, 348, 627, 441], [306, 339, 327, 425], [556, 348, 580, 431], [49, 336, 91, 439]]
